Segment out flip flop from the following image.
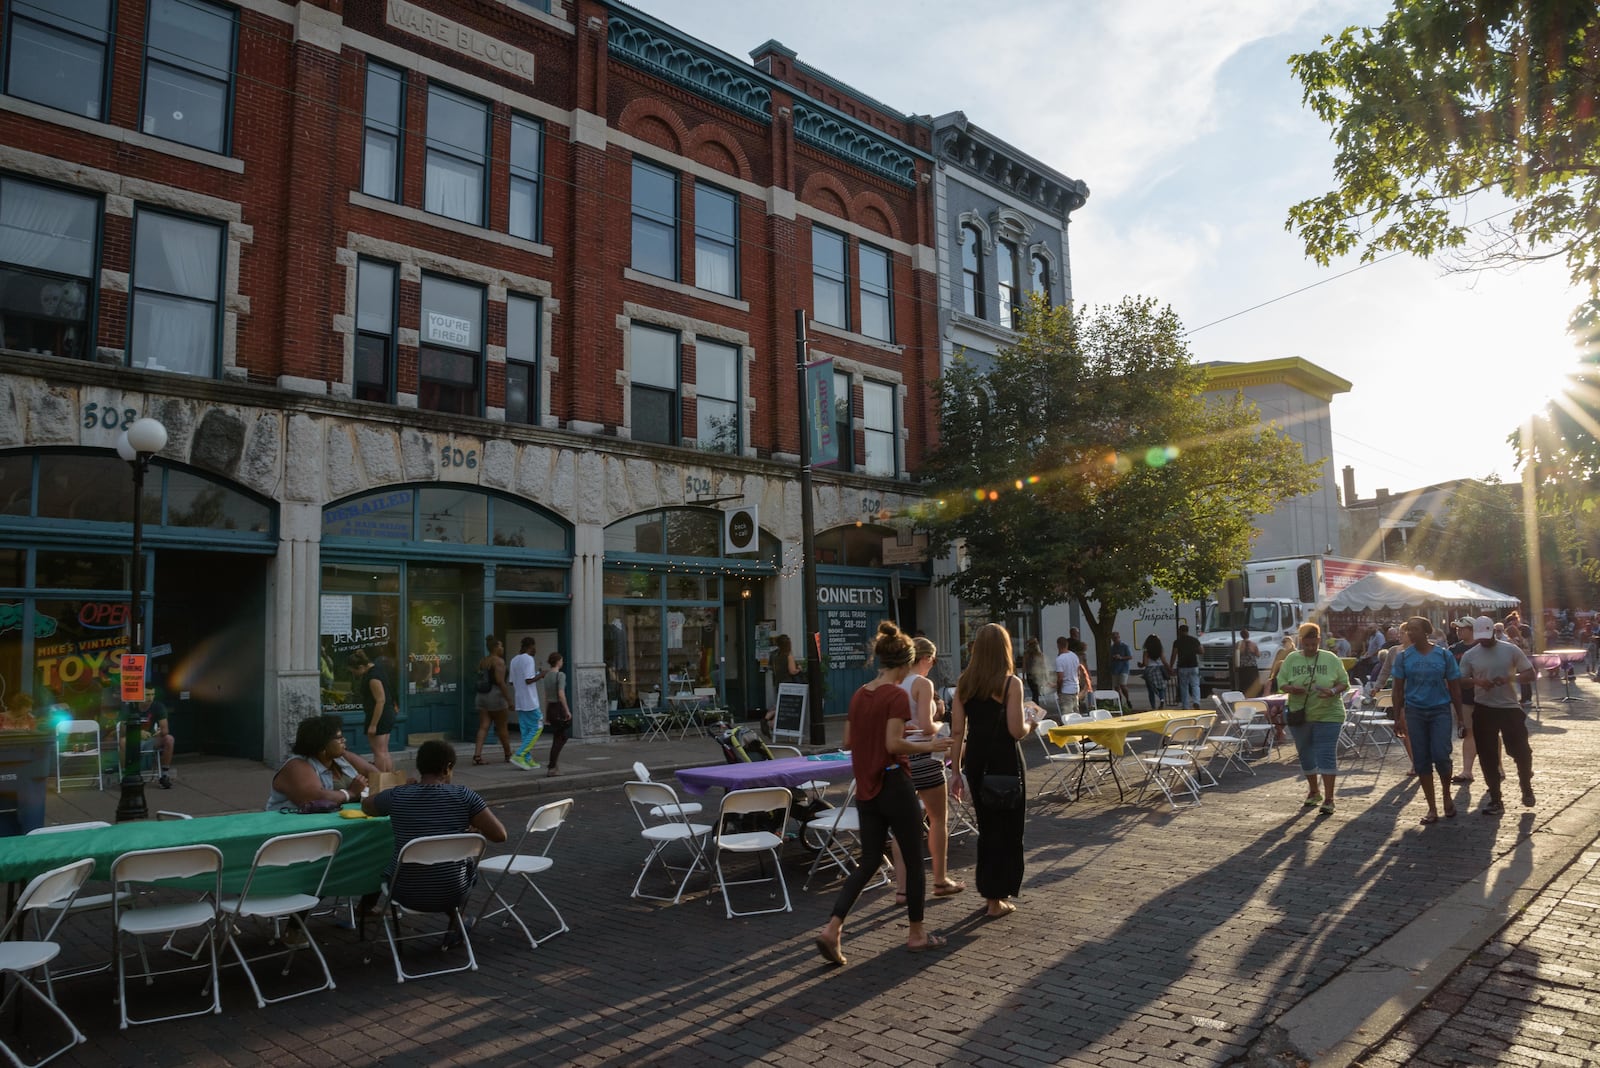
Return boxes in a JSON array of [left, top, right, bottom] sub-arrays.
[[1419, 813, 1439, 825], [814, 934, 846, 966], [1451, 775, 1473, 784], [907, 932, 948, 953], [471, 755, 485, 766], [1444, 806, 1457, 818], [932, 882, 966, 897], [985, 900, 1017, 919], [1302, 796, 1322, 807]]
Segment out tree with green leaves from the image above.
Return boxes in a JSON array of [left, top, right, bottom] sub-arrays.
[[916, 295, 1322, 681], [1288, 1, 1600, 312]]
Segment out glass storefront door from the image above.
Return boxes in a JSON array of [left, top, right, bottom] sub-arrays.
[[406, 594, 462, 736]]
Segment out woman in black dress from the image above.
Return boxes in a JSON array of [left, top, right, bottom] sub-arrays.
[[949, 622, 1034, 918]]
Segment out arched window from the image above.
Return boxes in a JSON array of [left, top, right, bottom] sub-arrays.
[[1031, 253, 1051, 308], [996, 239, 1019, 328], [960, 224, 985, 318]]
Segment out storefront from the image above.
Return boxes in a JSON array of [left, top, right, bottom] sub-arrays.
[[814, 523, 926, 719], [319, 484, 571, 749], [0, 449, 276, 758], [602, 507, 779, 724]]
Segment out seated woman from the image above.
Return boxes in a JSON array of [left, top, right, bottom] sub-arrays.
[[362, 740, 506, 915], [265, 714, 380, 811]]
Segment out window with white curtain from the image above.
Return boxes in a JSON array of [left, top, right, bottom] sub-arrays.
[[419, 275, 483, 414], [695, 340, 739, 453], [355, 259, 395, 402], [362, 62, 404, 201], [833, 370, 854, 473], [812, 227, 848, 329], [505, 293, 540, 425], [630, 323, 678, 445], [141, 0, 236, 153], [961, 224, 984, 318], [425, 86, 488, 226], [862, 380, 895, 477], [693, 184, 737, 296], [996, 239, 1020, 329], [5, 0, 113, 120], [859, 243, 892, 341], [631, 160, 677, 279], [0, 176, 98, 360], [130, 209, 223, 376], [509, 115, 542, 241]]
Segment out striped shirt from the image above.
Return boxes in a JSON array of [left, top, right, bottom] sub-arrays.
[[368, 782, 487, 911]]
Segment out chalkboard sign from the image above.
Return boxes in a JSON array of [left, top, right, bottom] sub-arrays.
[[774, 683, 809, 743]]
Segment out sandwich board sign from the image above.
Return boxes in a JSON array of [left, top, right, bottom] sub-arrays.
[[773, 683, 809, 744]]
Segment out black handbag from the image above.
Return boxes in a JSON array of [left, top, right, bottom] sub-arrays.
[[980, 774, 1023, 809], [1286, 706, 1307, 727]]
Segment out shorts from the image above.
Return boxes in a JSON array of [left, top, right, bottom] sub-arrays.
[[367, 707, 395, 736], [908, 751, 946, 791], [1111, 670, 1129, 684], [475, 691, 509, 715]]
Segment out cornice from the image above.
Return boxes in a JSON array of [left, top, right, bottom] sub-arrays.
[[792, 103, 917, 187], [1202, 357, 1354, 404], [606, 14, 772, 124], [933, 120, 1088, 218]]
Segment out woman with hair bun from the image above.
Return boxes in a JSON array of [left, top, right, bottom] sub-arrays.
[[813, 621, 954, 966]]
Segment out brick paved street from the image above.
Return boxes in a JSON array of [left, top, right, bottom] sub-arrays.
[[16, 683, 1600, 1067]]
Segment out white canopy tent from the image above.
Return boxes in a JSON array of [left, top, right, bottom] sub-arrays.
[[1325, 570, 1519, 616]]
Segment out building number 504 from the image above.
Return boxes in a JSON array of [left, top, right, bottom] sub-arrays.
[[82, 403, 138, 430]]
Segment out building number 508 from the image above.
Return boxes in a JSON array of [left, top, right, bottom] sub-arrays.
[[82, 403, 138, 430]]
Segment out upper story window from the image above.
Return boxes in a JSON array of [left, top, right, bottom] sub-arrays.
[[5, 0, 112, 120], [425, 86, 488, 226], [1031, 253, 1052, 308], [505, 293, 540, 425], [631, 160, 677, 280], [418, 274, 483, 415], [862, 381, 895, 477], [960, 224, 984, 318], [996, 239, 1019, 329], [859, 244, 892, 342], [129, 208, 224, 377], [812, 226, 848, 329], [630, 323, 679, 445], [694, 184, 737, 296], [508, 115, 542, 242], [695, 340, 739, 454], [832, 370, 854, 473], [361, 62, 405, 202], [354, 258, 396, 402], [0, 176, 98, 360], [142, 0, 237, 154]]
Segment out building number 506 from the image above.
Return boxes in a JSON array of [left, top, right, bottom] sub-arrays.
[[440, 446, 478, 469], [82, 403, 137, 430]]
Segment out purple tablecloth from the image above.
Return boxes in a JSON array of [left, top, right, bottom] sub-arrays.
[[675, 755, 856, 796]]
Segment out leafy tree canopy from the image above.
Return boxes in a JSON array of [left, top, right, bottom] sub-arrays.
[[917, 296, 1322, 670], [1288, 1, 1600, 308]]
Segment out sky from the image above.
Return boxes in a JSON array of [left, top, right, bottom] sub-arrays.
[[630, 0, 1585, 494]]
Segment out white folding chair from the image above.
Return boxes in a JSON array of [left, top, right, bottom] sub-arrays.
[[0, 858, 93, 1067], [623, 780, 710, 904], [1203, 700, 1258, 779], [1090, 689, 1125, 715], [631, 761, 705, 818], [218, 829, 342, 1007], [1136, 718, 1212, 811], [53, 721, 103, 792], [23, 823, 128, 986], [110, 844, 223, 1028], [638, 692, 669, 741], [801, 782, 891, 891], [711, 787, 792, 919], [1226, 699, 1276, 759], [1031, 718, 1085, 799], [378, 833, 488, 983], [475, 797, 573, 949]]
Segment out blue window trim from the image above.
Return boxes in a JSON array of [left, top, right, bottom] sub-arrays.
[[320, 484, 574, 561]]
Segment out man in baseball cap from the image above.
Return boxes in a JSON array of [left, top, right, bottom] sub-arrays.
[[1458, 614, 1536, 815]]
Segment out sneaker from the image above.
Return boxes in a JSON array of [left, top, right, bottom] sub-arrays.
[[158, 774, 172, 789], [509, 755, 534, 770], [1482, 798, 1505, 816], [1521, 786, 1536, 807]]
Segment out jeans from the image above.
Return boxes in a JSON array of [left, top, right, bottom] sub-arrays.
[[1287, 720, 1341, 776], [1177, 667, 1200, 709], [1403, 704, 1454, 778], [1143, 668, 1165, 709]]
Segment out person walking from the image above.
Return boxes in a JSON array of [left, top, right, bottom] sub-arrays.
[[349, 649, 397, 772], [540, 651, 570, 776], [949, 623, 1034, 919], [1020, 638, 1047, 704], [1277, 622, 1349, 816], [1053, 635, 1080, 719], [1459, 615, 1537, 816], [508, 637, 544, 770], [1390, 617, 1465, 824], [1108, 630, 1134, 709], [1167, 623, 1203, 709], [473, 637, 514, 765], [890, 637, 963, 902], [1140, 632, 1166, 710], [813, 622, 953, 966]]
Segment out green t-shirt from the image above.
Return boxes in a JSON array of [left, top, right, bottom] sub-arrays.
[[1278, 649, 1349, 722]]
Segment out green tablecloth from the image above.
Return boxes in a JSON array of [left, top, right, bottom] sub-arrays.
[[0, 808, 392, 897]]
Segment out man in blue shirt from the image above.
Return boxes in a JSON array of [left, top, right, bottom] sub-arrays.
[[1108, 631, 1133, 710]]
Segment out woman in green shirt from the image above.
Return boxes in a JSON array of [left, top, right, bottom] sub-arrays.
[[1278, 622, 1350, 815]]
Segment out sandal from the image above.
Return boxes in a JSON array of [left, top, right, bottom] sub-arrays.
[[985, 900, 1017, 919], [932, 881, 966, 897], [1451, 775, 1473, 784], [907, 932, 948, 953], [1302, 795, 1322, 807], [1419, 813, 1440, 825], [472, 755, 485, 766], [1319, 802, 1335, 815], [814, 934, 846, 966]]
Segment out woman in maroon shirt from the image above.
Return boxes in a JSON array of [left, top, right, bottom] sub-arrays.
[[814, 621, 953, 966]]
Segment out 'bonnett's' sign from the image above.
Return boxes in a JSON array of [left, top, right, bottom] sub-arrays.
[[387, 0, 536, 82]]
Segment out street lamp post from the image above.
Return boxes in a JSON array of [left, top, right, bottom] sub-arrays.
[[115, 417, 167, 823]]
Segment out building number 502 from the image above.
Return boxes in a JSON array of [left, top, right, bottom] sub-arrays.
[[82, 403, 137, 430]]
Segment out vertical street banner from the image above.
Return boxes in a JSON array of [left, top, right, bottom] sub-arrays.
[[805, 358, 836, 467]]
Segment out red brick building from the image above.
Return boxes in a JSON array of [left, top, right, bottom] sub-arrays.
[[0, 0, 954, 758]]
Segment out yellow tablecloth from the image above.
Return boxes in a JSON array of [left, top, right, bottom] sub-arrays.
[[1046, 709, 1203, 754]]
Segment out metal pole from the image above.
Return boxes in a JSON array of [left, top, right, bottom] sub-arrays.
[[796, 310, 825, 746], [116, 454, 149, 822]]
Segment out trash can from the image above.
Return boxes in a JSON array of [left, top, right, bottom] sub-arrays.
[[0, 731, 54, 836]]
